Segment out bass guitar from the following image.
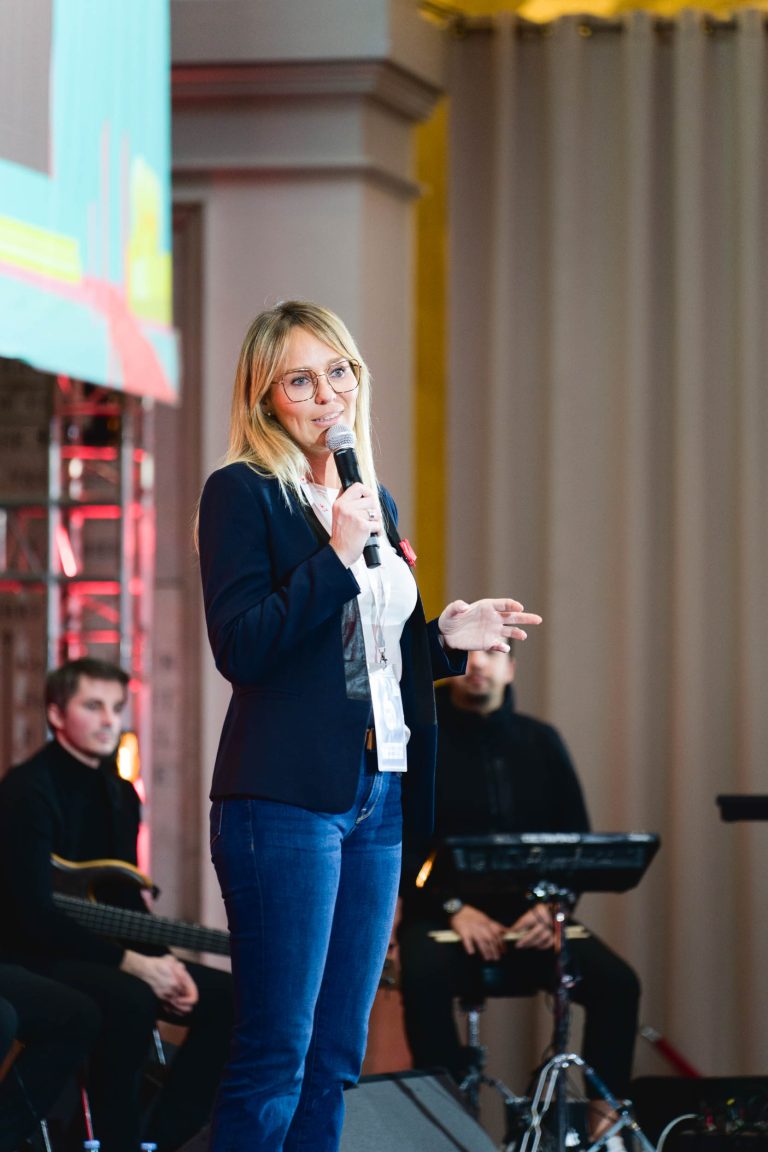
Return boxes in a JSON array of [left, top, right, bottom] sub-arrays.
[[51, 854, 230, 957]]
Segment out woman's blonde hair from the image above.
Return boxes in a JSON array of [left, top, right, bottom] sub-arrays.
[[224, 300, 378, 501]]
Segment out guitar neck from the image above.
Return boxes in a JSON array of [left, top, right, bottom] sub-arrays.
[[53, 893, 230, 957]]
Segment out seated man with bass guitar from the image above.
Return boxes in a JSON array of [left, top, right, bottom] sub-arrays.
[[0, 658, 232, 1152]]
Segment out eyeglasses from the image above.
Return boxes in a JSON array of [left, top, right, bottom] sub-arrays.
[[275, 358, 361, 403]]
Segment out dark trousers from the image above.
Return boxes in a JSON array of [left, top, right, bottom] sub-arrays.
[[0, 964, 101, 1152], [397, 918, 640, 1101], [29, 958, 233, 1152]]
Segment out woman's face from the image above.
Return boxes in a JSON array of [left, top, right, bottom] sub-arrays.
[[268, 326, 359, 479]]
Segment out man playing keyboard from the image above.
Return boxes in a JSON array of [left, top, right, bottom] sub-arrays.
[[398, 647, 640, 1144]]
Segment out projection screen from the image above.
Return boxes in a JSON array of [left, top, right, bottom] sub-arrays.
[[0, 0, 179, 402]]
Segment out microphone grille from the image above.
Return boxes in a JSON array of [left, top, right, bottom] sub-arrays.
[[325, 422, 355, 452]]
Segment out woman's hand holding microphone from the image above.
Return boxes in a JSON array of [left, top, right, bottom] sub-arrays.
[[329, 482, 381, 568]]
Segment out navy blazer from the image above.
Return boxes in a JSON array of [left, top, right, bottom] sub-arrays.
[[198, 462, 464, 850]]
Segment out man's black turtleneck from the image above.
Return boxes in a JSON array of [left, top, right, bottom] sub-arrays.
[[401, 682, 590, 924], [0, 739, 142, 966]]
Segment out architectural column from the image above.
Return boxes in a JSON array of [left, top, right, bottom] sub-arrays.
[[170, 0, 445, 925]]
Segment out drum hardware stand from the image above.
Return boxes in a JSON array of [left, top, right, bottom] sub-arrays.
[[416, 832, 661, 1152], [517, 882, 654, 1152], [457, 996, 531, 1139]]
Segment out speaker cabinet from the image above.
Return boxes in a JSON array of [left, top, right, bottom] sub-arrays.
[[341, 1071, 497, 1151], [176, 1124, 209, 1151], [177, 1071, 496, 1152]]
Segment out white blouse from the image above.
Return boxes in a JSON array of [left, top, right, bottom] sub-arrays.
[[304, 483, 417, 684]]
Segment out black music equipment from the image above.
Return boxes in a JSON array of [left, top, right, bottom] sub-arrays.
[[341, 1071, 498, 1151], [421, 831, 661, 896], [417, 833, 661, 1152], [716, 795, 768, 822], [176, 1072, 497, 1152], [51, 855, 229, 955], [630, 1076, 768, 1150], [52, 891, 230, 955], [676, 1135, 768, 1152], [176, 1124, 210, 1152]]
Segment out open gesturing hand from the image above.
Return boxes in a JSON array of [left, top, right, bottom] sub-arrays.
[[438, 597, 542, 653]]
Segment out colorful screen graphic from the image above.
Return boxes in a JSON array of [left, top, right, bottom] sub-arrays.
[[0, 0, 179, 402]]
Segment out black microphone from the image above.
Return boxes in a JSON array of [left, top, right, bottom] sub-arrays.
[[325, 422, 381, 568]]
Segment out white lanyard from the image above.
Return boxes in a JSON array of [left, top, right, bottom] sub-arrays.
[[367, 563, 390, 669], [302, 482, 407, 772]]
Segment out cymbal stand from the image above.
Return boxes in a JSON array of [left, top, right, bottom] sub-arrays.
[[516, 883, 655, 1152]]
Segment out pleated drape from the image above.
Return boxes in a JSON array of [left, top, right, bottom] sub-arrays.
[[446, 10, 768, 1085]]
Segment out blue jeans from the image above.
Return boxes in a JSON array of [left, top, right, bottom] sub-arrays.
[[209, 766, 402, 1152]]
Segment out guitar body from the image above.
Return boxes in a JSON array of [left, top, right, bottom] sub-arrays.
[[51, 853, 157, 900], [50, 855, 230, 957]]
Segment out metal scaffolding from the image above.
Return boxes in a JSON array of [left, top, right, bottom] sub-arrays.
[[0, 370, 155, 794]]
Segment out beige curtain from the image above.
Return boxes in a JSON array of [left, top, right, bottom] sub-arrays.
[[445, 9, 768, 1096]]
